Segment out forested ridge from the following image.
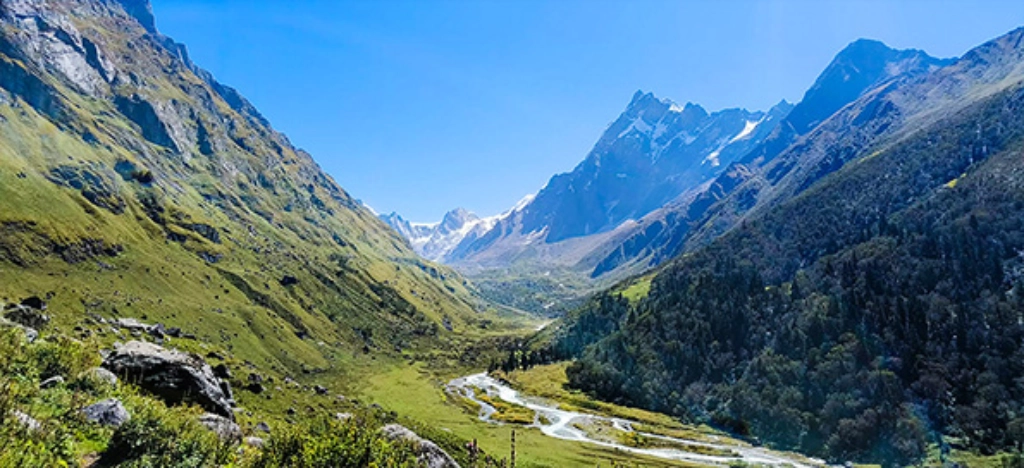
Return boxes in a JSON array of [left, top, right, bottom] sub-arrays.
[[555, 78, 1024, 466]]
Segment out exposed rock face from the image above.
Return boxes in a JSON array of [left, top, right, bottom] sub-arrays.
[[101, 341, 234, 419], [380, 424, 460, 468], [82, 398, 130, 427], [198, 412, 241, 442]]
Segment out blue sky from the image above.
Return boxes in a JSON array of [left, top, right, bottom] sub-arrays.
[[152, 0, 1024, 222]]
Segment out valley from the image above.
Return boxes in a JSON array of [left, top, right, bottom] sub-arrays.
[[1, 0, 1023, 467]]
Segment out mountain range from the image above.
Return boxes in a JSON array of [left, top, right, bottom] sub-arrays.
[[384, 38, 953, 312]]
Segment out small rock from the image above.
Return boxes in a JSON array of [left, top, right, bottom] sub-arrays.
[[286, 407, 296, 416], [244, 436, 265, 448], [314, 385, 328, 395], [86, 367, 119, 386], [82, 398, 130, 427], [11, 410, 41, 432], [40, 376, 65, 389], [279, 275, 299, 286], [335, 412, 352, 421], [165, 327, 182, 338], [199, 413, 241, 442], [212, 363, 231, 379], [149, 323, 166, 338], [255, 421, 271, 433], [206, 351, 225, 360]]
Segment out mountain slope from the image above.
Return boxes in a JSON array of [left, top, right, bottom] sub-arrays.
[[450, 93, 791, 264], [592, 39, 951, 277], [0, 0, 487, 378], [554, 27, 1024, 466]]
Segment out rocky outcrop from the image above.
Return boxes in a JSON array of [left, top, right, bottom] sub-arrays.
[[380, 424, 460, 468], [102, 341, 235, 419]]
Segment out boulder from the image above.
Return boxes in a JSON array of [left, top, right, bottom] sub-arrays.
[[19, 296, 46, 310], [244, 436, 265, 448], [112, 318, 151, 332], [381, 424, 460, 468], [199, 413, 241, 442], [4, 304, 49, 329], [82, 398, 130, 427], [86, 367, 119, 386], [102, 341, 234, 419], [254, 421, 271, 433]]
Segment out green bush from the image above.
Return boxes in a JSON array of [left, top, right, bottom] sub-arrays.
[[101, 396, 232, 467], [249, 414, 417, 468]]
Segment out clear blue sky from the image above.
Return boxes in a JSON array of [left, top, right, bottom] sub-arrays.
[[151, 0, 1024, 222]]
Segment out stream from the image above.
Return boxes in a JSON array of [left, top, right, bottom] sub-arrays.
[[448, 373, 823, 467]]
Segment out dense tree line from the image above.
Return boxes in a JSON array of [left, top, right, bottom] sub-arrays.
[[556, 79, 1024, 466]]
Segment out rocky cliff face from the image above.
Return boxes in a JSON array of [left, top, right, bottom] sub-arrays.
[[0, 0, 482, 374]]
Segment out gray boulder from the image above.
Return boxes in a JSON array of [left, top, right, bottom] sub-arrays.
[[255, 421, 271, 433], [4, 304, 49, 330], [112, 318, 151, 332], [86, 367, 119, 386], [82, 398, 130, 427], [199, 413, 241, 442], [381, 424, 460, 468], [102, 341, 234, 420], [244, 436, 265, 448]]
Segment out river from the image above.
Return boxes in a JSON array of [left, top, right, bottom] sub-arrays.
[[448, 373, 824, 467]]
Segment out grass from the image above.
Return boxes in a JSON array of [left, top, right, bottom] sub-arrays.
[[617, 275, 654, 304], [473, 388, 536, 425]]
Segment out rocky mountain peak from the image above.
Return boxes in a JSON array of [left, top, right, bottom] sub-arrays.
[[438, 208, 479, 235]]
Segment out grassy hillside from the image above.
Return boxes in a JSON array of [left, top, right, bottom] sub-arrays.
[[0, 0, 498, 379]]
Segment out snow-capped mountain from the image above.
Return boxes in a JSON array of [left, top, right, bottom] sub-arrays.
[[381, 197, 533, 262], [439, 92, 792, 268]]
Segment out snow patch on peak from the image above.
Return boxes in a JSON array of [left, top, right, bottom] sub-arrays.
[[728, 118, 762, 144], [617, 116, 653, 138], [510, 193, 536, 213]]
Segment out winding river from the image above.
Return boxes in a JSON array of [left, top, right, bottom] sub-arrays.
[[448, 373, 823, 467]]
